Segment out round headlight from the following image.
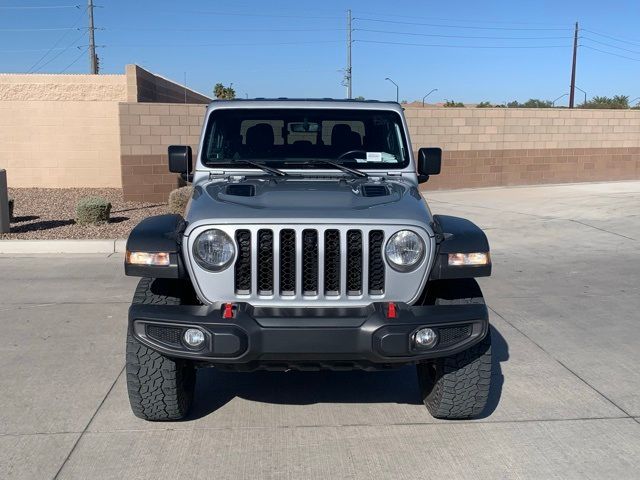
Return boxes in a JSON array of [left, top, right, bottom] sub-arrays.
[[385, 230, 425, 271], [193, 229, 235, 271]]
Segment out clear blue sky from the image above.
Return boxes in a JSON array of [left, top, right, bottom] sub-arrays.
[[2, 0, 640, 105]]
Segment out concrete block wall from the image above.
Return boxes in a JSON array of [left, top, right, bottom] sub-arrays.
[[119, 102, 206, 202], [0, 100, 122, 188], [405, 107, 640, 189], [0, 66, 210, 190], [119, 104, 640, 200], [125, 65, 211, 104]]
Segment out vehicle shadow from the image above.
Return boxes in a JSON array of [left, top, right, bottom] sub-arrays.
[[477, 324, 508, 419], [187, 324, 508, 420]]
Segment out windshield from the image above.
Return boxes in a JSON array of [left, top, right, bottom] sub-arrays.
[[201, 108, 409, 169]]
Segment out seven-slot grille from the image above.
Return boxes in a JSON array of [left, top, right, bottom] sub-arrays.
[[233, 228, 385, 298]]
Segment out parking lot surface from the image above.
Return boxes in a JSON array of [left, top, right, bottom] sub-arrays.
[[1, 181, 640, 479]]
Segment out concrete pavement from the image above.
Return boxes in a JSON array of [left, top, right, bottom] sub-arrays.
[[1, 181, 640, 479]]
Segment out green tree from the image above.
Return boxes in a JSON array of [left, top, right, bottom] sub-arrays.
[[582, 95, 629, 109], [354, 95, 365, 100], [444, 99, 465, 107], [507, 99, 552, 108], [213, 83, 236, 100], [476, 101, 493, 108]]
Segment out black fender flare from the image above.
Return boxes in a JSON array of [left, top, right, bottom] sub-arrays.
[[429, 215, 491, 280], [124, 214, 186, 279]]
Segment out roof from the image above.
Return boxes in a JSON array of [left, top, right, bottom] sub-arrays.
[[206, 98, 403, 112]]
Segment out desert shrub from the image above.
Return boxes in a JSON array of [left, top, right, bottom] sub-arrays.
[[76, 196, 112, 225], [168, 186, 193, 215]]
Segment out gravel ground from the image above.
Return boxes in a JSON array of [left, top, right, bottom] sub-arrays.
[[1, 188, 168, 240]]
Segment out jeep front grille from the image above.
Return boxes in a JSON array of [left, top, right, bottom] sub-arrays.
[[187, 224, 434, 307], [233, 227, 385, 298]]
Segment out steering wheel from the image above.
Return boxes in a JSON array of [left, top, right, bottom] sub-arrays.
[[337, 149, 367, 160]]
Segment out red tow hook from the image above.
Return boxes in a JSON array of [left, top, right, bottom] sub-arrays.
[[387, 302, 398, 319], [222, 303, 235, 319]]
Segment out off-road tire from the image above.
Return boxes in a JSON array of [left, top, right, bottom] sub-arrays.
[[417, 279, 492, 419], [126, 278, 196, 421]]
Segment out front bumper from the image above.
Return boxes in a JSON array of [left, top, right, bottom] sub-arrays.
[[129, 302, 489, 369]]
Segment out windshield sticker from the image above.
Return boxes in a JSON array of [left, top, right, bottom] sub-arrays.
[[366, 152, 383, 162]]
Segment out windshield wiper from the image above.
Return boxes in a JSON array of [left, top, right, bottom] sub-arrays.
[[231, 160, 288, 177], [288, 159, 367, 178]]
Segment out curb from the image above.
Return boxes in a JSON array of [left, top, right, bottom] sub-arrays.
[[0, 239, 127, 254]]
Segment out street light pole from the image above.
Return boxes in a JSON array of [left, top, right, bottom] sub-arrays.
[[552, 93, 568, 107], [630, 97, 640, 107], [575, 86, 587, 106], [385, 77, 399, 103], [422, 88, 438, 107]]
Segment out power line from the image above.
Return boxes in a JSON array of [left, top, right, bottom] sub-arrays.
[[353, 17, 571, 31], [581, 28, 640, 47], [581, 36, 640, 56], [31, 31, 87, 72], [580, 44, 640, 62], [156, 10, 341, 20], [106, 27, 345, 32], [61, 47, 88, 72], [0, 4, 79, 9], [355, 11, 569, 27], [0, 47, 75, 53], [27, 6, 87, 73], [106, 40, 342, 48], [0, 27, 77, 32], [355, 28, 572, 40], [353, 39, 570, 49]]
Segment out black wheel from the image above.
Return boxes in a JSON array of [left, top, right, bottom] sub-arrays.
[[416, 279, 492, 419], [126, 278, 197, 421]]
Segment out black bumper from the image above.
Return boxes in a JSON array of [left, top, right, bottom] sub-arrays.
[[129, 302, 489, 369]]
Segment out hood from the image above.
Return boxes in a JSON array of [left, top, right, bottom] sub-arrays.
[[184, 175, 432, 232]]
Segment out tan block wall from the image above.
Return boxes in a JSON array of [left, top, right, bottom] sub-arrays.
[[0, 100, 122, 188], [125, 65, 211, 104], [119, 102, 207, 202], [426, 147, 639, 190], [0, 73, 126, 101], [405, 107, 640, 189], [405, 107, 640, 151], [0, 66, 210, 190]]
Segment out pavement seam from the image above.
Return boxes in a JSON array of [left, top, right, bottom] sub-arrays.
[[428, 199, 636, 241], [81, 415, 634, 435], [565, 218, 636, 241], [488, 305, 635, 419], [52, 364, 125, 480], [2, 415, 634, 439]]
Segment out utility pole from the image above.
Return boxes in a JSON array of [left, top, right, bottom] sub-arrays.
[[88, 0, 98, 74], [345, 9, 352, 99], [569, 22, 578, 108]]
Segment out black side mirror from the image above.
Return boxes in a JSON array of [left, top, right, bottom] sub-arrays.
[[168, 145, 192, 175], [417, 147, 442, 183]]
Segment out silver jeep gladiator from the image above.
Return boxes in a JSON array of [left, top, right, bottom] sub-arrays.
[[124, 99, 492, 421]]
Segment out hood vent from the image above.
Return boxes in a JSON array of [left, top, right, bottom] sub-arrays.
[[226, 184, 256, 197], [361, 184, 390, 197]]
